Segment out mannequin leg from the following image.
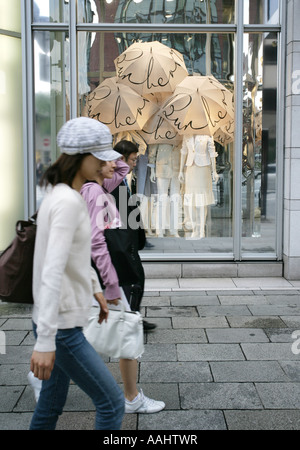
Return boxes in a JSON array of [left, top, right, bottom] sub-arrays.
[[169, 176, 181, 237], [186, 202, 196, 238], [191, 205, 208, 238], [138, 194, 151, 233], [199, 205, 208, 238], [156, 178, 171, 237]]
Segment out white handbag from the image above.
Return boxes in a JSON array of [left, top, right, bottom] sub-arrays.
[[84, 302, 144, 360]]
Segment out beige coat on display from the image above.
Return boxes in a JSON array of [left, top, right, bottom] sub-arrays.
[[148, 143, 181, 237], [148, 143, 181, 179]]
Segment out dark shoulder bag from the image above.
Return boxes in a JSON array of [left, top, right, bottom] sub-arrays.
[[0, 214, 37, 304], [104, 227, 140, 287]]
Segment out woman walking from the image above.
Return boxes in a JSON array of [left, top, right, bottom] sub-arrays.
[[81, 143, 165, 414], [29, 117, 124, 430]]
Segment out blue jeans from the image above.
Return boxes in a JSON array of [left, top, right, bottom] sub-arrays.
[[30, 324, 124, 430]]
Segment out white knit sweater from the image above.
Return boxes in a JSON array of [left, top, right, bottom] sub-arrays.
[[32, 183, 102, 352]]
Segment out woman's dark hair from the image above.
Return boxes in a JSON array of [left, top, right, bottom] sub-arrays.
[[40, 153, 89, 188], [114, 140, 138, 160]]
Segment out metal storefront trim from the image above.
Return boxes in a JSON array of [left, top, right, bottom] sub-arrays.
[[21, 0, 36, 217]]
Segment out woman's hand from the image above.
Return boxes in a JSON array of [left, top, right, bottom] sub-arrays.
[[30, 351, 55, 380], [94, 292, 109, 324]]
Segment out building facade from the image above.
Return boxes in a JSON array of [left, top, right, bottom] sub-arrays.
[[1, 0, 300, 279]]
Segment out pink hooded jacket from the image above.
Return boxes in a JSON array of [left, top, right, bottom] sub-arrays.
[[81, 159, 129, 300]]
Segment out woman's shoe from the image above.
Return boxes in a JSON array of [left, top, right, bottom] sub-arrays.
[[125, 390, 165, 414], [143, 320, 157, 331]]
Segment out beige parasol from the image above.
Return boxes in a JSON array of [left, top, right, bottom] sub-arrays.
[[137, 113, 180, 145], [213, 119, 235, 146], [114, 41, 188, 96], [83, 77, 158, 135], [160, 75, 234, 136]]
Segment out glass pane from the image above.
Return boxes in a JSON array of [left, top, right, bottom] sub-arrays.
[[0, 34, 24, 250], [34, 31, 70, 208], [0, 0, 21, 33], [78, 0, 235, 25], [33, 0, 69, 23], [78, 31, 234, 255], [241, 33, 278, 254], [244, 0, 279, 24]]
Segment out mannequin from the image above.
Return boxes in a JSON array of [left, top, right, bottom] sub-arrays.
[[178, 134, 219, 239], [149, 143, 181, 237]]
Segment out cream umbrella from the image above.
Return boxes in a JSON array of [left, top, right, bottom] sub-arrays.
[[114, 41, 188, 96], [83, 77, 158, 135], [137, 113, 180, 145], [160, 75, 234, 136], [213, 119, 235, 146]]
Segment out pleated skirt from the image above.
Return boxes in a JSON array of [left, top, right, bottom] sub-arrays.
[[184, 165, 215, 207]]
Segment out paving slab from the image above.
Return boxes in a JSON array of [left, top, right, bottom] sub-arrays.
[[179, 278, 237, 289], [0, 413, 32, 430], [248, 305, 300, 316], [172, 316, 229, 329], [225, 410, 300, 430], [177, 343, 245, 361], [210, 361, 288, 382], [138, 410, 227, 431], [232, 277, 293, 289], [196, 305, 252, 316], [218, 295, 268, 305], [170, 295, 220, 306], [255, 383, 300, 409], [227, 315, 287, 328], [241, 343, 298, 361], [280, 361, 300, 381], [264, 328, 296, 343], [140, 361, 212, 383], [146, 306, 199, 317], [147, 328, 207, 344], [280, 316, 300, 327], [265, 294, 300, 304], [179, 382, 263, 409], [206, 328, 269, 343]]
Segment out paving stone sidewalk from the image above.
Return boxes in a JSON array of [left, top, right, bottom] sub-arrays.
[[1, 288, 300, 430]]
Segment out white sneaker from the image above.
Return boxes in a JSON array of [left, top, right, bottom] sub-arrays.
[[125, 389, 165, 414], [27, 371, 42, 402]]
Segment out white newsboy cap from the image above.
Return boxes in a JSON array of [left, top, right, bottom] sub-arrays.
[[57, 117, 121, 161]]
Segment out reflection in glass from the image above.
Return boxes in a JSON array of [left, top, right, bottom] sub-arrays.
[[0, 0, 21, 32], [78, 31, 234, 253], [241, 33, 277, 254], [244, 0, 279, 24], [34, 31, 69, 207], [33, 0, 69, 23], [78, 0, 235, 24], [0, 33, 24, 249]]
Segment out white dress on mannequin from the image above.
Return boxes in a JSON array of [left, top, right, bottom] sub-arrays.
[[179, 135, 219, 239]]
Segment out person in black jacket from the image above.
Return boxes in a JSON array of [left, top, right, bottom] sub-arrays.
[[111, 140, 156, 331]]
